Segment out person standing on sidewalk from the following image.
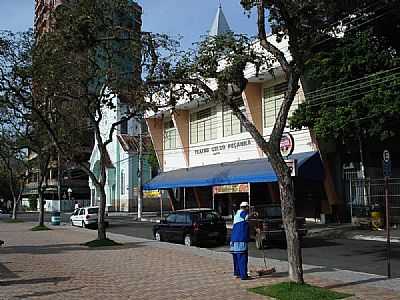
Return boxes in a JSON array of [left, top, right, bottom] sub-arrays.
[[230, 201, 250, 280]]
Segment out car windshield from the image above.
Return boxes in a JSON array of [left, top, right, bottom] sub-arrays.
[[87, 208, 99, 214]]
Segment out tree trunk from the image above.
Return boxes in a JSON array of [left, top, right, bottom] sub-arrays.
[[277, 171, 304, 283], [12, 197, 18, 220], [38, 191, 45, 226], [97, 186, 107, 240]]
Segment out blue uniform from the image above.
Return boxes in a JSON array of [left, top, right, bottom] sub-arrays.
[[230, 209, 249, 279]]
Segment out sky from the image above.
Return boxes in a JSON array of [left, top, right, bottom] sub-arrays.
[[0, 0, 261, 49]]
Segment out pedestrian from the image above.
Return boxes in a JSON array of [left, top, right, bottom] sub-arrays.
[[74, 201, 79, 210], [230, 201, 250, 280]]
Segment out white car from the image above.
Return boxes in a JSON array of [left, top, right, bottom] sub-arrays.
[[70, 206, 99, 228]]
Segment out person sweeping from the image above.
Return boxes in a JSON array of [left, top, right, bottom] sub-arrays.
[[230, 201, 250, 280]]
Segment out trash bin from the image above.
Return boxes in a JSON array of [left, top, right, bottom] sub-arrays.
[[51, 211, 61, 225], [371, 204, 383, 230]]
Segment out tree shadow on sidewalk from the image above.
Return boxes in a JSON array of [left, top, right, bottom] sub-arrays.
[[0, 262, 19, 279], [14, 287, 84, 299], [0, 276, 70, 286], [323, 276, 390, 289], [0, 241, 148, 255]]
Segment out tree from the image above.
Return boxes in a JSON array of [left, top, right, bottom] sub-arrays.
[[0, 31, 53, 225], [0, 131, 29, 220], [1, 1, 178, 240], [290, 31, 400, 148]]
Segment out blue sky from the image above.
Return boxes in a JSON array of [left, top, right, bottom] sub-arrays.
[[0, 0, 261, 49]]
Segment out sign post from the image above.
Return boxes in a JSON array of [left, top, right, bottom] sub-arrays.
[[383, 149, 391, 278]]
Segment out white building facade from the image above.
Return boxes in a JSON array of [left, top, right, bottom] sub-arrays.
[[89, 95, 151, 212], [144, 6, 337, 219]]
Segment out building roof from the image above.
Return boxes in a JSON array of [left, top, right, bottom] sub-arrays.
[[117, 134, 140, 152], [209, 4, 232, 36]]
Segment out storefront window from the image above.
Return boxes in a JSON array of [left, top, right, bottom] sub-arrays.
[[190, 107, 217, 144], [164, 120, 177, 150]]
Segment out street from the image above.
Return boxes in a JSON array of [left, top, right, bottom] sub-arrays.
[[5, 213, 398, 278]]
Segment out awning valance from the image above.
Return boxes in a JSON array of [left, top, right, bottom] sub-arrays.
[[143, 151, 323, 190]]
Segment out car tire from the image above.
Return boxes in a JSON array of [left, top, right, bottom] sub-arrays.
[[70, 220, 74, 227], [81, 221, 86, 228], [255, 233, 264, 250], [155, 231, 162, 242]]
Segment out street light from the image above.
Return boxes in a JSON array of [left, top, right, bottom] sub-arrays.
[[67, 188, 72, 201]]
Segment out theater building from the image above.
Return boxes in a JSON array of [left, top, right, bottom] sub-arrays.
[[143, 6, 339, 220]]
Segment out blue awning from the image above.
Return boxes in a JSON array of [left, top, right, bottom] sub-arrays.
[[143, 151, 324, 190]]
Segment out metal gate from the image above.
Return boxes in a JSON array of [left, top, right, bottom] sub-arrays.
[[345, 178, 400, 224]]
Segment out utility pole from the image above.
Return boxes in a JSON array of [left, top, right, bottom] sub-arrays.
[[137, 120, 143, 220]]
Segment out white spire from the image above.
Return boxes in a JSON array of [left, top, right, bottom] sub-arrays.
[[209, 3, 231, 36]]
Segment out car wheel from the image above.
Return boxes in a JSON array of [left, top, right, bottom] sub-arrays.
[[184, 234, 193, 247], [255, 233, 264, 250], [81, 221, 86, 228], [70, 220, 74, 227], [155, 231, 162, 242]]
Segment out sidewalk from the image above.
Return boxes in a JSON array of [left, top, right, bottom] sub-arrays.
[[1, 222, 400, 299]]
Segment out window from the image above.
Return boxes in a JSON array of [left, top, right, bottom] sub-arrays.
[[205, 212, 219, 222], [120, 119, 128, 134], [88, 208, 99, 214], [164, 120, 177, 150], [190, 107, 217, 144], [175, 213, 188, 224], [223, 98, 246, 137], [120, 170, 125, 195], [166, 213, 176, 223], [79, 209, 84, 215], [263, 82, 300, 128]]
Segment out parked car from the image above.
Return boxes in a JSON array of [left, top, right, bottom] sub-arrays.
[[249, 205, 307, 249], [153, 209, 227, 247], [70, 206, 100, 228]]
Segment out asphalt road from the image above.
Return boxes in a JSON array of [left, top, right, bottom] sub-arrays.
[[2, 213, 399, 277]]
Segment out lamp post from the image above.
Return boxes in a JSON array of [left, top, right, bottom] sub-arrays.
[[67, 188, 72, 202]]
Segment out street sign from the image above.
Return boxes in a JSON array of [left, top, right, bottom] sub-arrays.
[[383, 150, 392, 177]]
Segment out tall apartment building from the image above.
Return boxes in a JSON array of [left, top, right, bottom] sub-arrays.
[[34, 0, 64, 38], [25, 1, 143, 212]]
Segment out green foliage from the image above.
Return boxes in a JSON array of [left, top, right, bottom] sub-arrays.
[[249, 282, 352, 300], [290, 30, 400, 142]]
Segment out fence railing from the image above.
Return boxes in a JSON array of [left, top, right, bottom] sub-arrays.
[[345, 178, 400, 224]]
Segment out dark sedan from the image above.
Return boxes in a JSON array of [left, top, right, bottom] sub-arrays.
[[153, 209, 227, 247]]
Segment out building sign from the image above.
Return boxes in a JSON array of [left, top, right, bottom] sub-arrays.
[[280, 133, 294, 157], [144, 190, 161, 198], [194, 139, 252, 156], [285, 159, 297, 176], [213, 184, 249, 194]]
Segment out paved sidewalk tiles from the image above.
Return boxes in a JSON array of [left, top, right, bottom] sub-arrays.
[[0, 222, 399, 300]]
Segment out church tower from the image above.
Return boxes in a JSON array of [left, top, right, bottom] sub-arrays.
[[209, 3, 232, 36]]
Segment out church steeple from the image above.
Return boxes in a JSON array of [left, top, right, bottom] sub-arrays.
[[209, 3, 232, 36]]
